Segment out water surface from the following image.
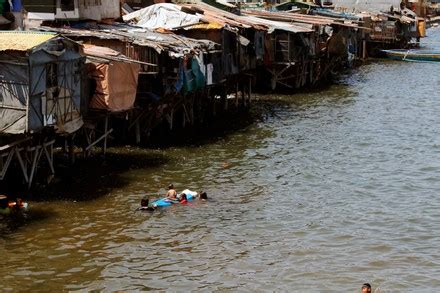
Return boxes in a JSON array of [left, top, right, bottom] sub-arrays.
[[1, 28, 440, 291]]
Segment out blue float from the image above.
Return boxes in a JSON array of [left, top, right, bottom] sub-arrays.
[[151, 192, 196, 207]]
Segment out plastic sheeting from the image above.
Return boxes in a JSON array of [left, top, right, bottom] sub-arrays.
[[87, 61, 140, 112], [122, 3, 201, 30]]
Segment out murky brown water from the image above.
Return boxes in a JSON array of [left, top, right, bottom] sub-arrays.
[[1, 28, 440, 291]]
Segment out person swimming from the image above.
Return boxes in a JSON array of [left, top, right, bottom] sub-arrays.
[[180, 193, 188, 204], [0, 195, 28, 215], [361, 283, 372, 293], [139, 196, 156, 211], [198, 191, 208, 201], [179, 190, 208, 201], [165, 184, 178, 201]]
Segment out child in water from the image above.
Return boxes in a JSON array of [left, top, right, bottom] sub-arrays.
[[165, 184, 178, 200], [139, 196, 156, 211], [0, 195, 28, 215], [180, 193, 188, 204]]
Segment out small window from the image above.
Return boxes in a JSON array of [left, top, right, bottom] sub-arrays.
[[60, 0, 74, 11]]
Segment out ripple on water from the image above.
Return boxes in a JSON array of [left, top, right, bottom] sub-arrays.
[[1, 29, 440, 291]]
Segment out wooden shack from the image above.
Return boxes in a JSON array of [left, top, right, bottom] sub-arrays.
[[0, 31, 84, 135]]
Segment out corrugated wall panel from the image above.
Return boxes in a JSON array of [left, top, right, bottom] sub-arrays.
[[332, 0, 402, 12]]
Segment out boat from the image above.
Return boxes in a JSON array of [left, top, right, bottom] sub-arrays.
[[382, 49, 440, 62]]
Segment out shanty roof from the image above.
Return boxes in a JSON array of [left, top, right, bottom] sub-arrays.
[[83, 44, 156, 66], [241, 15, 314, 34], [37, 23, 218, 57], [180, 3, 267, 30], [0, 31, 56, 52], [123, 3, 267, 31], [243, 10, 369, 30]]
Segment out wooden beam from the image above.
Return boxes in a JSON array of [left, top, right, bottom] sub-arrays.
[[135, 119, 141, 144], [0, 149, 14, 180], [103, 115, 109, 156], [0, 137, 31, 151], [43, 140, 55, 175], [85, 128, 114, 151], [15, 148, 29, 183], [28, 147, 43, 189]]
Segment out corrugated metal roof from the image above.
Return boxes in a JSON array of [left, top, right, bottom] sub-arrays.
[[180, 3, 268, 31], [0, 31, 56, 52], [37, 24, 219, 57], [241, 15, 314, 33]]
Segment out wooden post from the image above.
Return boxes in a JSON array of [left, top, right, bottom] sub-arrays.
[[28, 146, 43, 189], [223, 87, 228, 111], [182, 104, 186, 128], [235, 81, 239, 109], [165, 107, 174, 130], [15, 147, 29, 184], [43, 140, 55, 175], [103, 115, 109, 156], [190, 95, 194, 125], [135, 119, 141, 144], [362, 40, 367, 59], [69, 135, 75, 165], [248, 76, 252, 106], [241, 82, 245, 109], [212, 91, 216, 117]]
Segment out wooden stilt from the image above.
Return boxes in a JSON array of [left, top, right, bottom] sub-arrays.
[[362, 40, 367, 59], [182, 103, 186, 128], [27, 146, 43, 189], [248, 76, 252, 106], [42, 140, 55, 175], [0, 149, 14, 180], [69, 135, 75, 165], [165, 108, 174, 130], [135, 119, 141, 144], [235, 82, 239, 109], [223, 90, 228, 111], [103, 115, 109, 156], [15, 147, 29, 184], [212, 92, 216, 117], [189, 95, 194, 125], [85, 129, 113, 152], [241, 82, 245, 109]]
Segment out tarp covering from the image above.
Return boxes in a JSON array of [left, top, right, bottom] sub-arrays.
[[85, 45, 140, 112], [38, 24, 219, 58], [123, 3, 201, 30]]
